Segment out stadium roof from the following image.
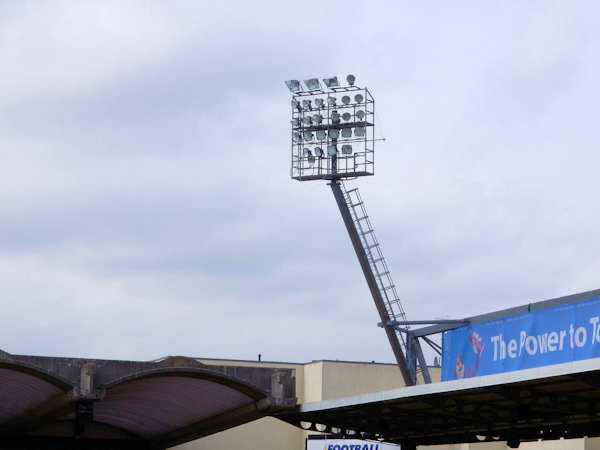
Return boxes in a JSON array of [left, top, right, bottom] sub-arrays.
[[277, 347, 600, 448], [0, 351, 296, 449]]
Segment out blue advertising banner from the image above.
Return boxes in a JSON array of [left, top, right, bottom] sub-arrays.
[[441, 296, 600, 381]]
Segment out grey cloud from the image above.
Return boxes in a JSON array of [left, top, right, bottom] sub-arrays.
[[0, 1, 599, 365]]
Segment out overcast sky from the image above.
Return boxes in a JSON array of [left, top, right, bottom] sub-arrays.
[[1, 1, 599, 365]]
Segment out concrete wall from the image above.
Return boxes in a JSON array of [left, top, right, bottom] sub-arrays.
[[318, 360, 440, 401], [418, 438, 600, 450], [423, 438, 600, 449], [196, 358, 306, 403], [423, 445, 505, 450], [174, 417, 304, 450], [521, 438, 600, 450], [303, 361, 324, 403]]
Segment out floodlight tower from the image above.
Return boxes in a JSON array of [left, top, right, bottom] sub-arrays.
[[285, 76, 430, 386]]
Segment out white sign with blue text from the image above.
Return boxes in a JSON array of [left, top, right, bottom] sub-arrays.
[[306, 438, 400, 450]]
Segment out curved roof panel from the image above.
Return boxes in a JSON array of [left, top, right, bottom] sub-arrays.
[[93, 374, 261, 438], [0, 367, 68, 423], [0, 352, 296, 448]]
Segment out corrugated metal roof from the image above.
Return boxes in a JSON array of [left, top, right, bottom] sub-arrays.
[[0, 352, 296, 448], [0, 368, 65, 422], [87, 376, 257, 438], [277, 358, 600, 446]]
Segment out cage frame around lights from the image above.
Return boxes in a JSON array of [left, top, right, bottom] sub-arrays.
[[289, 82, 375, 181]]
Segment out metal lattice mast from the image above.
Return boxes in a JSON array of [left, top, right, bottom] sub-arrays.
[[329, 180, 414, 386], [340, 182, 410, 340], [285, 75, 426, 386]]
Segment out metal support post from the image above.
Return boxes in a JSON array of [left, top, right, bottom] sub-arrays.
[[406, 332, 432, 384]]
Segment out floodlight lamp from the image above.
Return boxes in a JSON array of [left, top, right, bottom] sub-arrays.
[[315, 424, 327, 432], [304, 132, 314, 142], [300, 422, 312, 430], [285, 80, 302, 93], [356, 110, 365, 120], [327, 96, 336, 107], [312, 114, 323, 124], [302, 100, 312, 110], [302, 116, 312, 126], [291, 99, 300, 110], [354, 126, 366, 137], [342, 96, 350, 105], [316, 130, 327, 140], [314, 147, 324, 157], [331, 112, 341, 124], [303, 148, 312, 157], [293, 132, 301, 142], [327, 145, 337, 156], [341, 128, 352, 138], [342, 144, 352, 154], [346, 74, 356, 86], [304, 78, 321, 91], [323, 77, 340, 88], [329, 129, 340, 139], [314, 98, 324, 108], [291, 118, 300, 127], [342, 112, 351, 121], [354, 94, 364, 103]]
